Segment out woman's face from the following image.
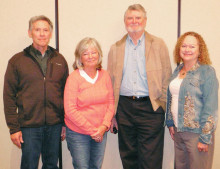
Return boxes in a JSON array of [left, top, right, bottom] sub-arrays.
[[180, 35, 200, 64], [81, 46, 99, 69]]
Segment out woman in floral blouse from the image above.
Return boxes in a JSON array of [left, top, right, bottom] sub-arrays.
[[166, 32, 218, 169]]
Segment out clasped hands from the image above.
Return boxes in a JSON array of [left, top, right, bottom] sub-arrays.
[[91, 125, 107, 143]]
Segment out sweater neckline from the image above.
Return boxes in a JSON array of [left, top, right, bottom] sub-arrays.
[[79, 69, 99, 84]]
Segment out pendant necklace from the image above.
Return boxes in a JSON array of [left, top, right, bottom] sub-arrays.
[[181, 71, 186, 75], [180, 67, 187, 76]]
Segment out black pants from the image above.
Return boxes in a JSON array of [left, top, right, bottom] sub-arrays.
[[116, 96, 165, 169]]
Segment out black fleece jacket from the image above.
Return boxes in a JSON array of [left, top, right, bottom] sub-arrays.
[[3, 45, 69, 134]]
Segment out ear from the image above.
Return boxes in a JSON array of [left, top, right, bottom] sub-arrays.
[[144, 17, 147, 25], [28, 30, 32, 38], [50, 32, 53, 39]]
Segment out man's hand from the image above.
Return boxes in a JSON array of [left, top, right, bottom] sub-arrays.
[[110, 117, 118, 134], [10, 131, 24, 148], [61, 126, 66, 141]]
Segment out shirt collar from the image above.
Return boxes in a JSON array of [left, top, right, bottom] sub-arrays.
[[127, 33, 145, 46], [79, 69, 99, 84], [30, 45, 51, 57]]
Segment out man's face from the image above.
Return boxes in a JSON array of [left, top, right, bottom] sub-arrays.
[[28, 20, 52, 50], [124, 10, 146, 33]]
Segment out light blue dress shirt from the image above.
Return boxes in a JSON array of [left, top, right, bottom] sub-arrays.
[[120, 34, 149, 97]]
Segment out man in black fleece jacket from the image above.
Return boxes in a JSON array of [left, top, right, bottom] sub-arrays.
[[3, 15, 69, 169]]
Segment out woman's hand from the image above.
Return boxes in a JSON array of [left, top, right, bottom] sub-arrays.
[[197, 142, 209, 152], [91, 125, 107, 142], [168, 127, 175, 140]]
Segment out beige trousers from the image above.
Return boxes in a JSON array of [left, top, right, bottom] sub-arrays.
[[174, 128, 214, 169]]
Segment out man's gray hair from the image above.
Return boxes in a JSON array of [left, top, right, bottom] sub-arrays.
[[29, 15, 53, 31], [124, 4, 147, 20]]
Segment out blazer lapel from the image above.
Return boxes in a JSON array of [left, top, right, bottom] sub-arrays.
[[144, 31, 153, 64], [115, 35, 127, 88]]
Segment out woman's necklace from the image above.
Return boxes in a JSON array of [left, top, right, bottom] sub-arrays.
[[181, 70, 186, 75], [179, 67, 188, 77], [180, 62, 199, 77]]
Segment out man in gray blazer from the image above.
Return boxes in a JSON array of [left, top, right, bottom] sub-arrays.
[[107, 4, 172, 169]]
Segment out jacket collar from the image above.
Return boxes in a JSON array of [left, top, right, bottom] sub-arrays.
[[177, 62, 200, 73], [115, 31, 154, 67], [116, 31, 153, 45], [113, 31, 154, 88], [144, 31, 154, 61], [24, 45, 57, 58], [171, 62, 201, 81]]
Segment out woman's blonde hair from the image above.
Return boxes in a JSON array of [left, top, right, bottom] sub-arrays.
[[174, 31, 211, 65], [73, 37, 103, 70]]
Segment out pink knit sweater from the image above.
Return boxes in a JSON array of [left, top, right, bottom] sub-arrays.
[[64, 69, 114, 135]]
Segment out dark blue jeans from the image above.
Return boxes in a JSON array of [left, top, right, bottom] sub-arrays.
[[20, 124, 62, 169]]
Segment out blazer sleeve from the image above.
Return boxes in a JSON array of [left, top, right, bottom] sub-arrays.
[[102, 72, 115, 129], [107, 45, 115, 84], [159, 40, 172, 104]]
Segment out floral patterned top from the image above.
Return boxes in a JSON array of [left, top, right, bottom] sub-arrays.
[[165, 63, 219, 144]]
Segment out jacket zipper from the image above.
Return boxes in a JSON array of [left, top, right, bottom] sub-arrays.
[[27, 52, 54, 125], [44, 76, 46, 124]]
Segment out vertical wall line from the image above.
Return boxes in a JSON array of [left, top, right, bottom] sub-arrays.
[[178, 0, 181, 38], [55, 0, 59, 51], [176, 0, 182, 68], [55, 1, 62, 169]]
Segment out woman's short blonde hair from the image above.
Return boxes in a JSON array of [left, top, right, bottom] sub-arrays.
[[73, 37, 103, 70], [174, 31, 211, 65]]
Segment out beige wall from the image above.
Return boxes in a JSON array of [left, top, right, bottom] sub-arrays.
[[0, 0, 219, 168]]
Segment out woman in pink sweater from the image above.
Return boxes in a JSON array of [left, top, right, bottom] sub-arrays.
[[64, 37, 114, 169]]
